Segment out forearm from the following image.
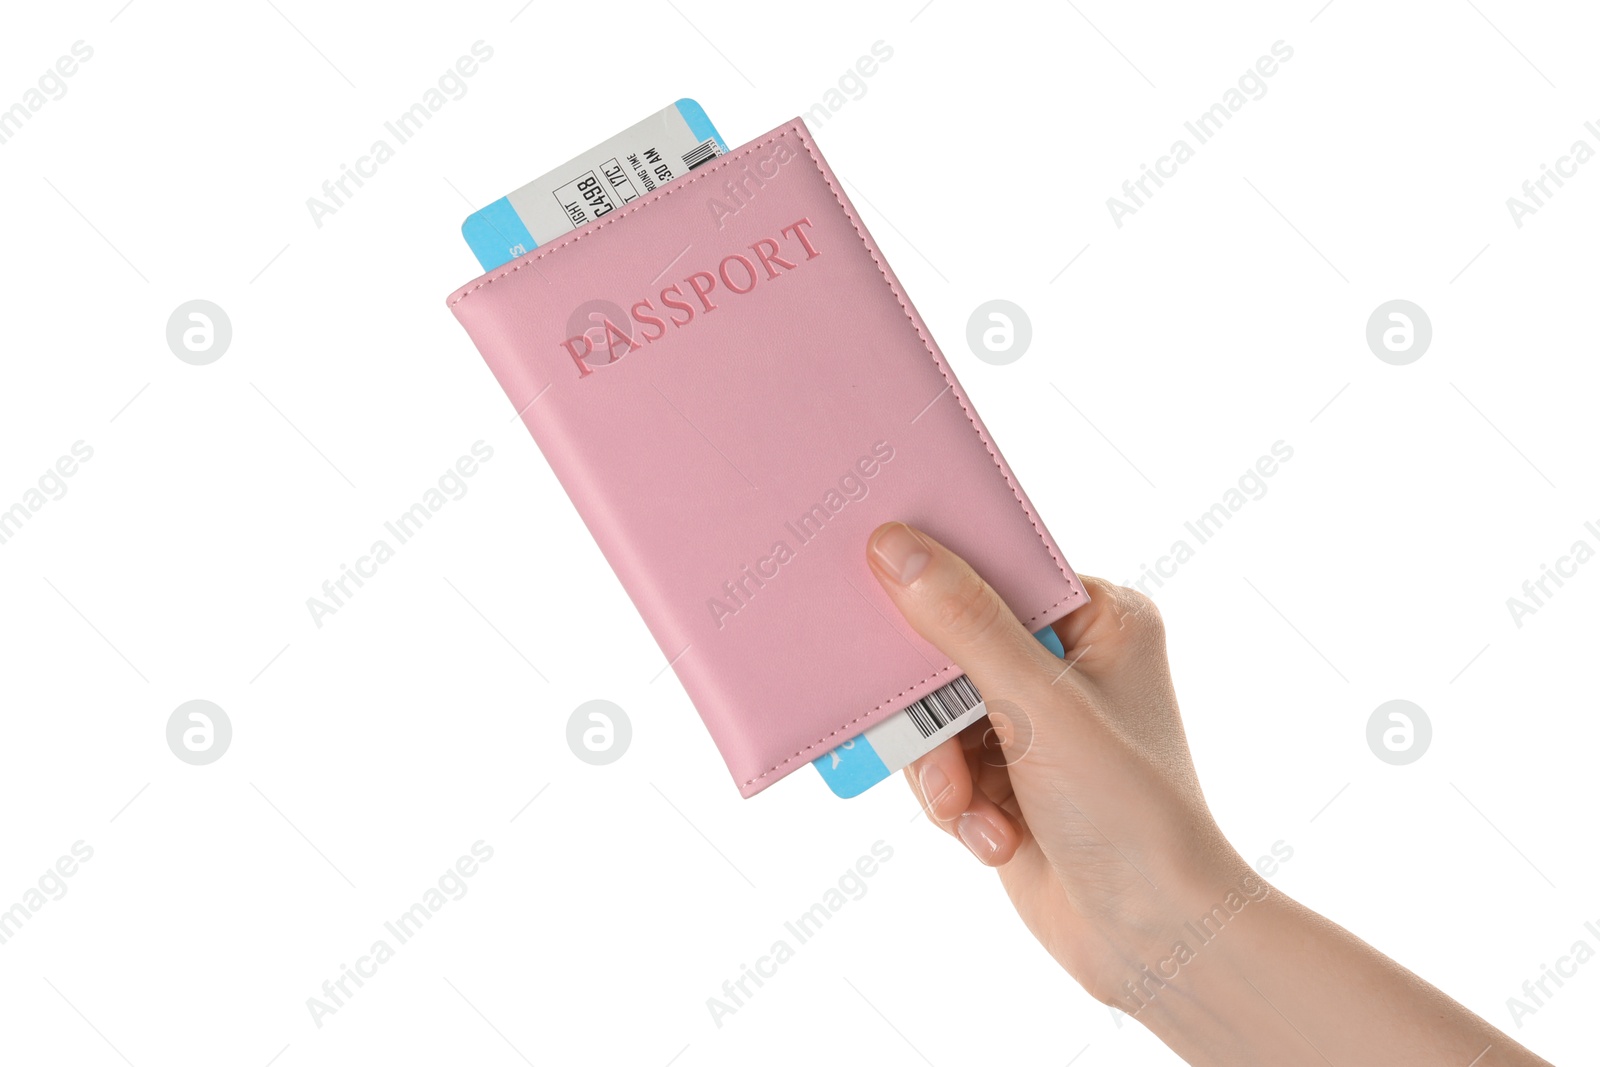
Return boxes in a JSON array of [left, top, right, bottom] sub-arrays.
[[1123, 886, 1553, 1066]]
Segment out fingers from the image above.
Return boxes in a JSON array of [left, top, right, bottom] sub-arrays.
[[871, 521, 1073, 869], [866, 522, 1061, 699], [905, 735, 970, 823], [955, 796, 1021, 866], [905, 730, 1022, 867]]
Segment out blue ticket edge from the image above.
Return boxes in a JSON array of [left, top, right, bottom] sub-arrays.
[[813, 627, 1066, 798], [460, 99, 726, 272]]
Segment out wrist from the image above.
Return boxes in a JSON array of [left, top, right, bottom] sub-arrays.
[[1085, 836, 1278, 1014], [1098, 858, 1314, 1065]]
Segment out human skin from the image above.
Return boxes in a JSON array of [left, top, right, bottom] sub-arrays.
[[865, 521, 1554, 1066]]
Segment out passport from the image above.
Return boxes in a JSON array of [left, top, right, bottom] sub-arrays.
[[447, 117, 1089, 797]]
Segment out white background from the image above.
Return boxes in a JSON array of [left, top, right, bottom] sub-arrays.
[[1, 1, 1596, 1064]]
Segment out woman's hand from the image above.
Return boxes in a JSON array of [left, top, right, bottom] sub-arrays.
[[865, 520, 1245, 1003], [866, 521, 1553, 1066]]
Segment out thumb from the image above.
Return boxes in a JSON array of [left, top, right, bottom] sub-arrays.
[[865, 522, 1060, 699]]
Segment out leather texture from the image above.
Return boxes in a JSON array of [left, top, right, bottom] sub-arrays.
[[448, 117, 1088, 797]]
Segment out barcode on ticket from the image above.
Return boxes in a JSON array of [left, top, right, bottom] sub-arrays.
[[903, 675, 983, 739], [681, 137, 721, 170], [814, 627, 1062, 796]]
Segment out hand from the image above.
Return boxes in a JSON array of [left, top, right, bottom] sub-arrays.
[[865, 521, 1553, 1066], [864, 520, 1246, 1004]]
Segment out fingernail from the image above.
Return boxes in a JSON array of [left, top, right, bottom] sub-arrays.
[[919, 763, 953, 818], [957, 812, 1003, 863], [870, 523, 931, 585]]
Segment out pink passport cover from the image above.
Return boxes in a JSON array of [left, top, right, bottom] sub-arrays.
[[447, 117, 1087, 797]]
